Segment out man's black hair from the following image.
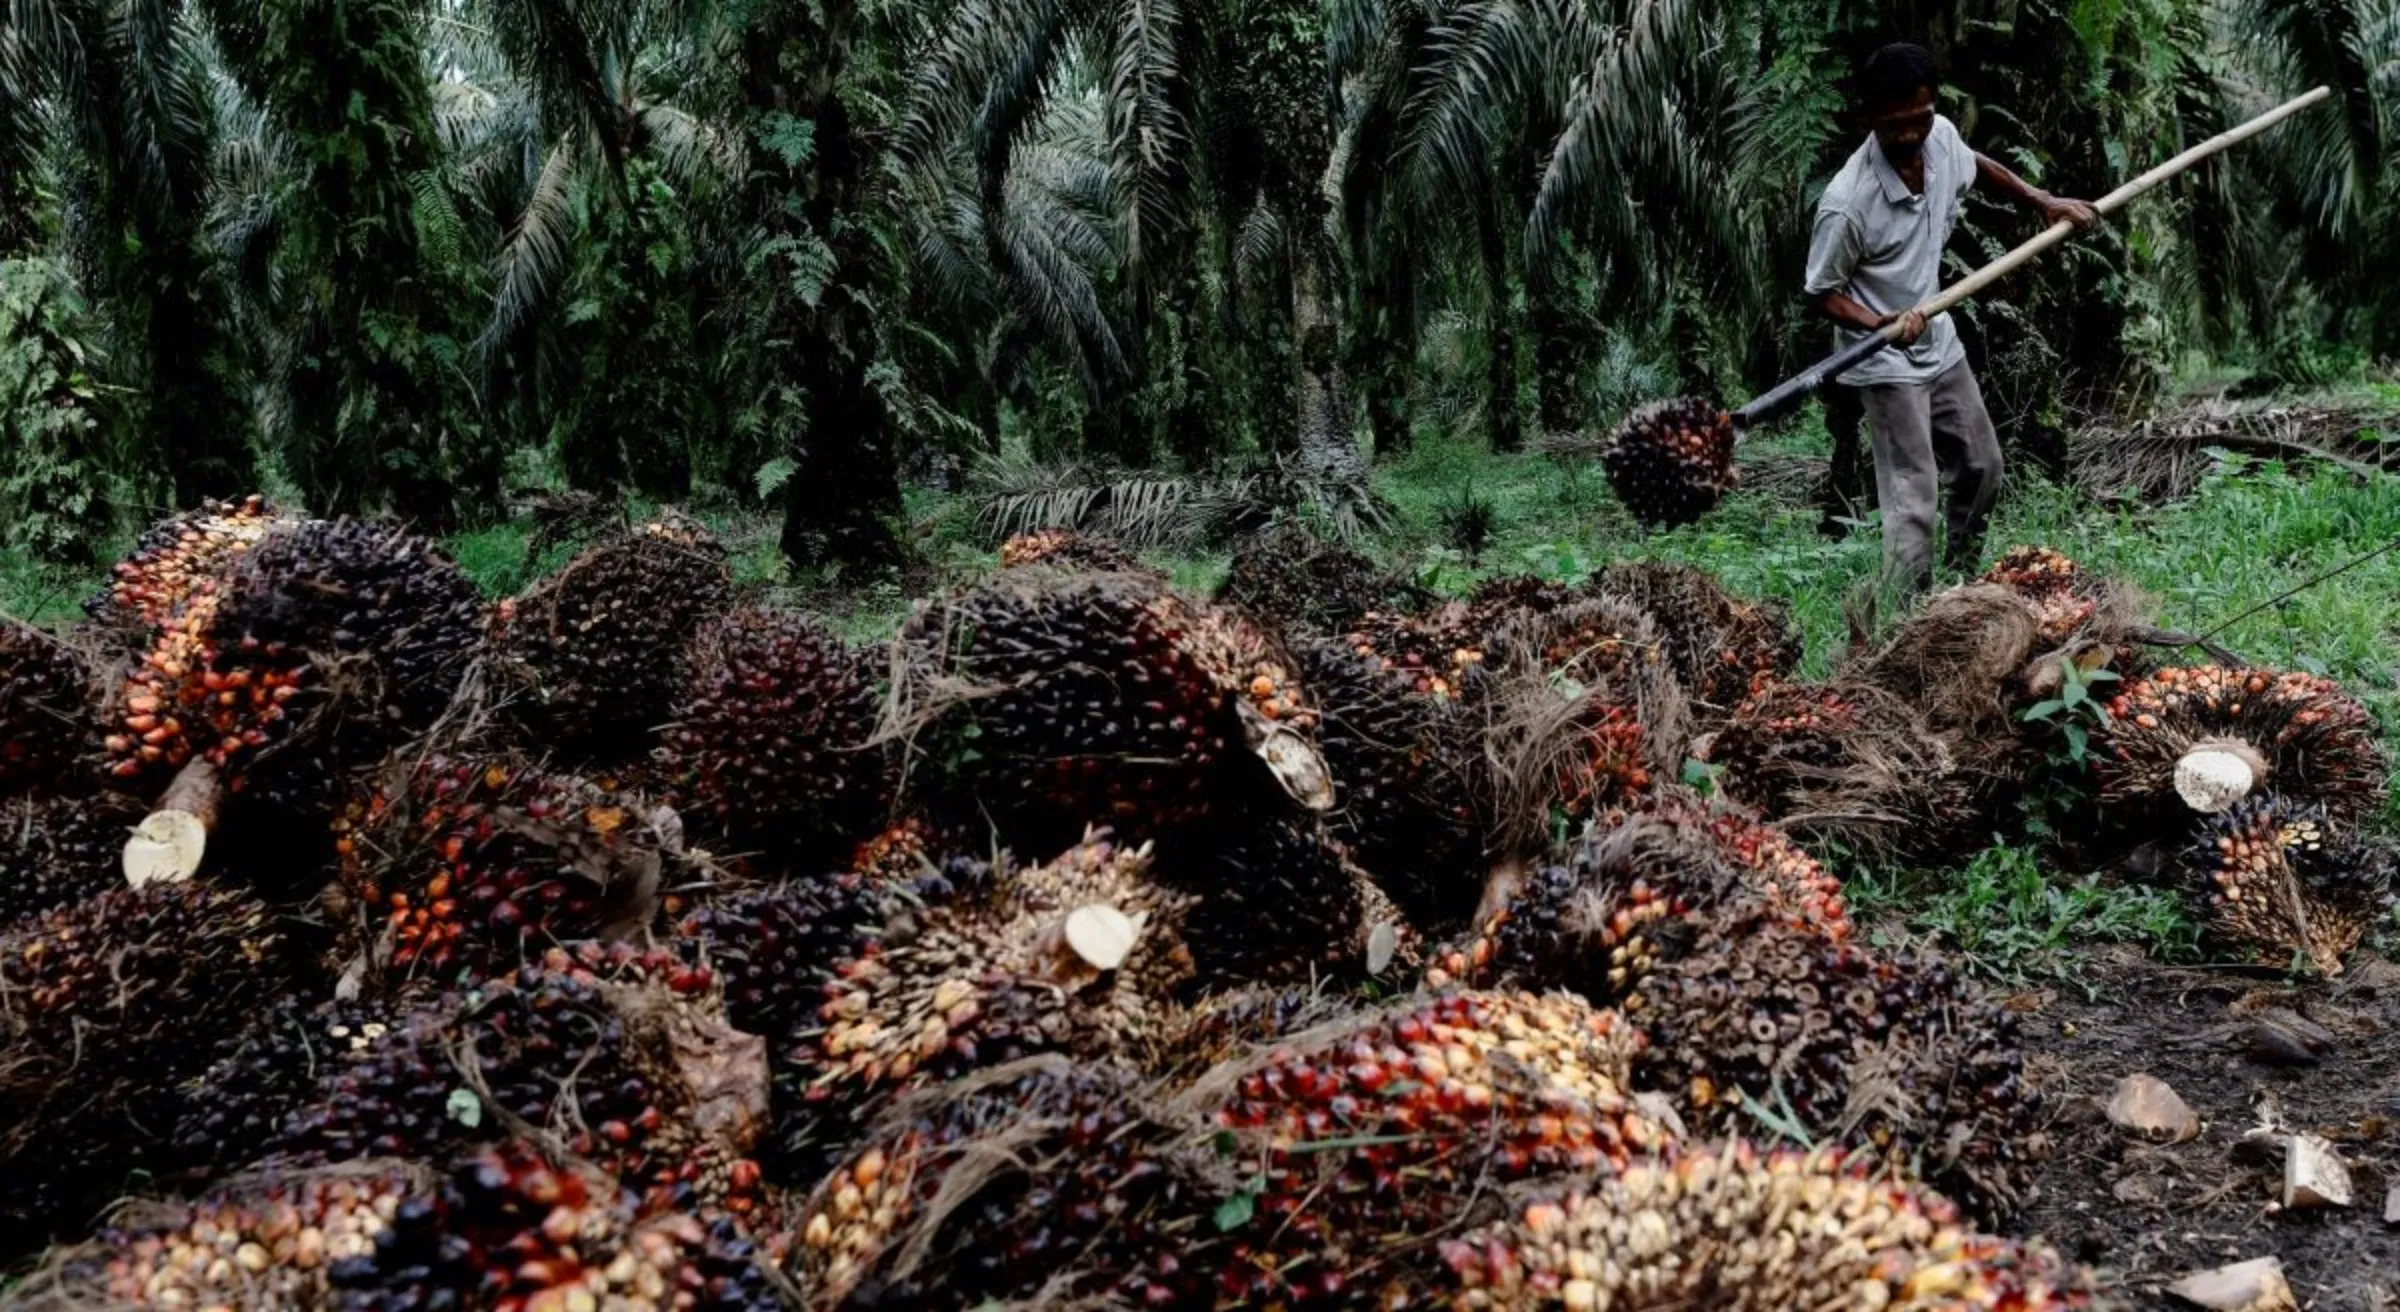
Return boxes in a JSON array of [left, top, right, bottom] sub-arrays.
[[1860, 42, 1939, 111]]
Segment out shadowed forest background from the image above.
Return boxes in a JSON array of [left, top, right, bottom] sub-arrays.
[[2, 0, 2395, 598]]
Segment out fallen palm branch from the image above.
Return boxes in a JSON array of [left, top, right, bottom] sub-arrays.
[[2068, 399, 2400, 504], [970, 452, 1388, 550]]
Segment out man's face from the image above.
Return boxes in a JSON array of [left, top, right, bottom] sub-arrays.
[[1869, 85, 1937, 166]]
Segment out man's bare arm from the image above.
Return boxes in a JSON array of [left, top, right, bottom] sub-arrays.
[[1818, 290, 1927, 346], [1973, 151, 2100, 229]]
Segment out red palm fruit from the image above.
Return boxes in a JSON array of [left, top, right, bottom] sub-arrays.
[[1600, 396, 1740, 529], [1432, 1139, 2098, 1310], [2094, 665, 2386, 829], [0, 881, 297, 1238], [1981, 544, 2106, 645], [1592, 559, 1803, 715], [676, 874, 888, 1059], [0, 618, 99, 798], [1631, 903, 2037, 1222], [492, 522, 735, 763], [2187, 792, 2392, 976], [332, 752, 671, 979], [658, 607, 894, 865], [82, 494, 285, 636], [101, 519, 484, 807], [1200, 989, 1669, 1307], [1480, 596, 1690, 840], [894, 569, 1331, 852], [791, 832, 1196, 1161], [24, 1140, 785, 1312], [1340, 601, 1485, 700], [998, 527, 1149, 574]]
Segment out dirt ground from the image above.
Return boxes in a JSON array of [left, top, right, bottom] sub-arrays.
[[2001, 942, 2400, 1310]]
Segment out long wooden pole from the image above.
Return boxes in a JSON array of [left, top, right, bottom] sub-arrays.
[[1919, 84, 2331, 320], [1731, 85, 2332, 431]]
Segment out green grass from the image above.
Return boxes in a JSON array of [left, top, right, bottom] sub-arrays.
[[1846, 842, 2199, 991]]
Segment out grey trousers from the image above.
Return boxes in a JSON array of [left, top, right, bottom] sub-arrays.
[[1859, 357, 2003, 600]]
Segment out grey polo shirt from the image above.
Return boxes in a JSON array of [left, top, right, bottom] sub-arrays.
[[1803, 114, 1977, 388]]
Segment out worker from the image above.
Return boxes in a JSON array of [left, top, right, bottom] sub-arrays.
[[1803, 41, 2098, 601]]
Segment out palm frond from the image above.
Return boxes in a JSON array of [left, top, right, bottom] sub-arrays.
[[1525, 0, 1703, 276], [1398, 0, 1548, 201], [1106, 0, 1186, 275], [636, 100, 740, 186], [482, 0, 631, 173], [478, 132, 585, 366], [1235, 192, 1282, 291]]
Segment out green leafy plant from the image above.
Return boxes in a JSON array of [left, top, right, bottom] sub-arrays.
[[0, 259, 123, 566]]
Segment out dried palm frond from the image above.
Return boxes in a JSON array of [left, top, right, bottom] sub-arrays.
[[1837, 584, 2041, 740], [2068, 399, 2400, 504], [970, 452, 1386, 549]]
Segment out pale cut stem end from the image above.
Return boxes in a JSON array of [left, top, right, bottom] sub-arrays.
[[1064, 903, 1139, 972], [2175, 744, 2264, 814], [124, 757, 222, 887]]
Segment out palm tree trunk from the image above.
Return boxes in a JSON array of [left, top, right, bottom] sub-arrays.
[[1475, 188, 1522, 453], [1289, 228, 1364, 484], [1531, 275, 1582, 435], [1353, 257, 1415, 457], [753, 0, 904, 571]]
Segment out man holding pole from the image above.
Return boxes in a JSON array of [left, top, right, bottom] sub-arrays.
[[1804, 42, 2098, 602]]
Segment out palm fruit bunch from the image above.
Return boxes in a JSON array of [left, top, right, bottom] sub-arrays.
[[1159, 812, 1404, 987], [1431, 1140, 2097, 1310], [1593, 559, 1803, 714], [997, 527, 1146, 574], [1482, 596, 1688, 831], [2092, 665, 2387, 828], [0, 792, 148, 923], [656, 607, 893, 865], [1292, 635, 1486, 932], [893, 569, 1330, 852], [0, 881, 296, 1236], [24, 1140, 785, 1312], [675, 874, 890, 1059], [166, 995, 405, 1181], [1981, 545, 2108, 646], [0, 618, 99, 797], [1216, 519, 1418, 637], [1696, 678, 1967, 859], [790, 832, 1196, 1159], [82, 493, 286, 635], [331, 751, 671, 978], [792, 1056, 1219, 1310], [1429, 791, 1847, 1004], [2186, 794, 2394, 976], [1630, 901, 2037, 1220], [1201, 989, 1669, 1306], [1462, 573, 1582, 628], [1340, 601, 1487, 700], [1670, 794, 1852, 941], [492, 522, 735, 762], [101, 519, 484, 807], [1599, 396, 1739, 529], [263, 942, 767, 1217]]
